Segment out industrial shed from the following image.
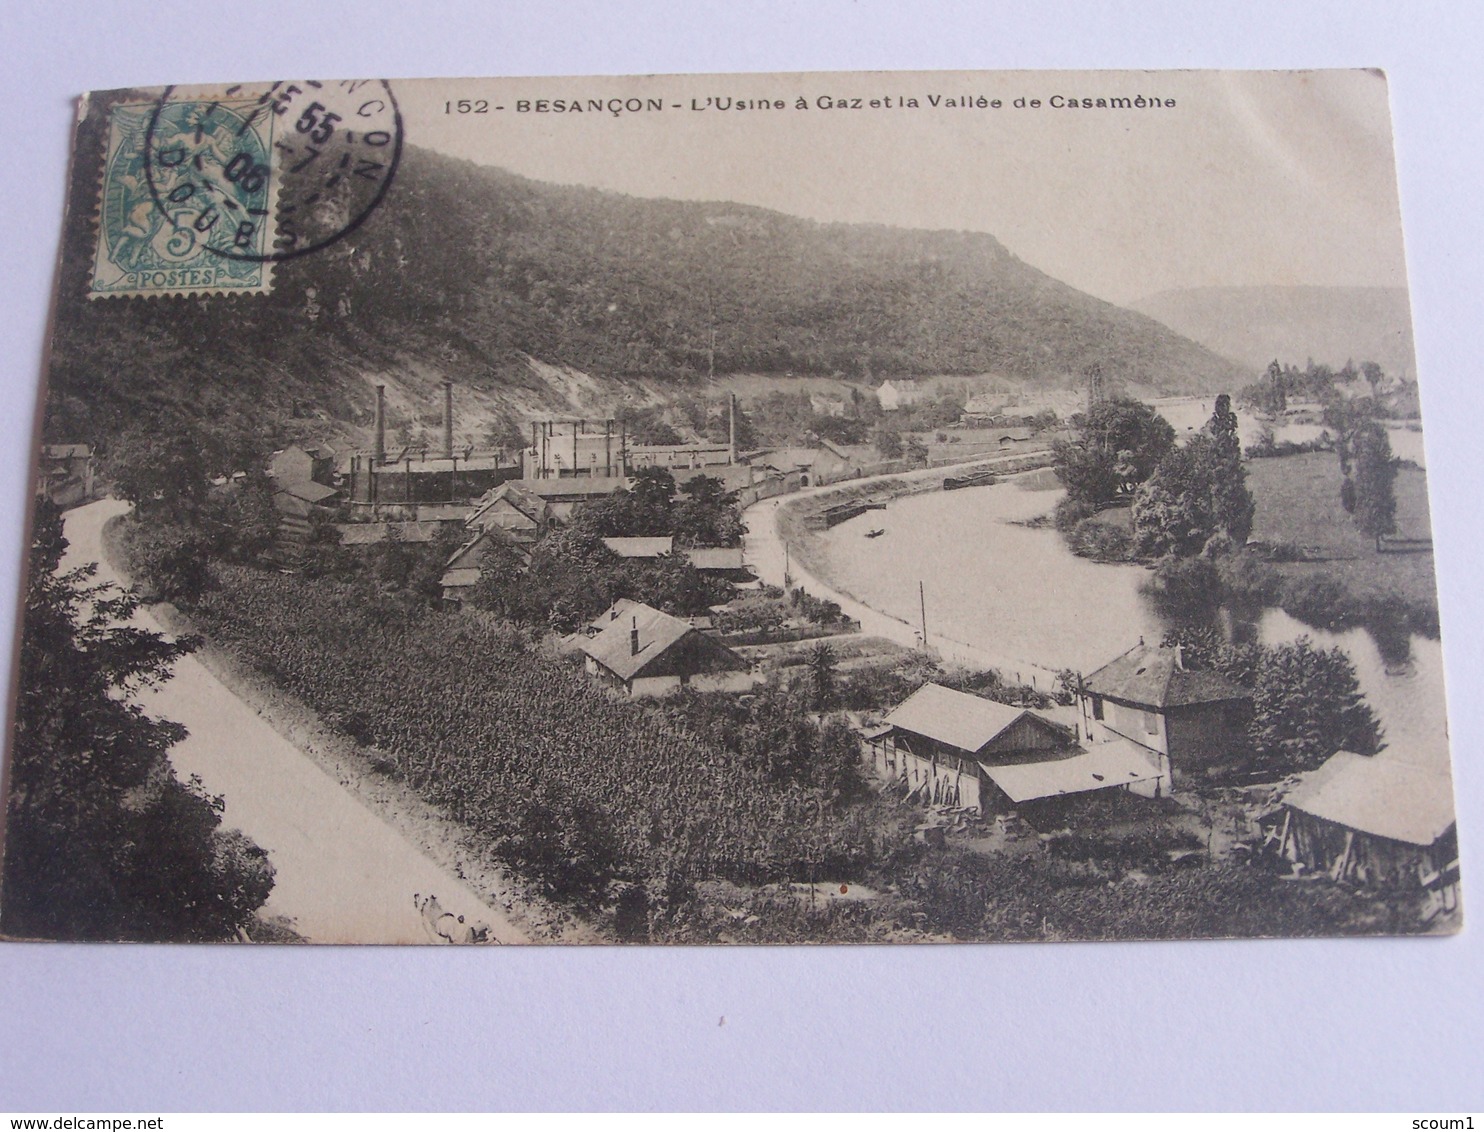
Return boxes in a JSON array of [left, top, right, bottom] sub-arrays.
[[871, 683, 1072, 812], [1273, 752, 1459, 915]]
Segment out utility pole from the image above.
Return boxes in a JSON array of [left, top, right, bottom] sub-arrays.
[[919, 580, 928, 647]]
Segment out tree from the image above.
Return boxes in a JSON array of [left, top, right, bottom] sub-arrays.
[[2, 502, 273, 940], [875, 426, 903, 460], [1349, 421, 1397, 551], [1160, 626, 1381, 773], [1361, 361, 1386, 399], [1053, 398, 1175, 509], [213, 469, 281, 563], [672, 474, 744, 548], [804, 642, 838, 711], [122, 519, 218, 605], [106, 425, 211, 521], [1249, 638, 1383, 770], [1203, 394, 1255, 547], [629, 467, 677, 535], [1131, 395, 1253, 558], [1240, 360, 1287, 418]]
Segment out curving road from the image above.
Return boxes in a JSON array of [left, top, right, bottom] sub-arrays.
[[740, 463, 1064, 687], [61, 499, 526, 944]]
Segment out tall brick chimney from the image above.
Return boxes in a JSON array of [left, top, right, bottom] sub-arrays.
[[373, 384, 386, 464], [728, 393, 737, 464], [630, 616, 640, 656], [442, 381, 454, 459]]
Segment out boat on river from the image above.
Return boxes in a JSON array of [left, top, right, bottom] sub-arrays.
[[943, 468, 997, 491]]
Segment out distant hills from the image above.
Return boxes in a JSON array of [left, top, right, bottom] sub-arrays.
[[1130, 286, 1417, 379], [44, 95, 1246, 456]]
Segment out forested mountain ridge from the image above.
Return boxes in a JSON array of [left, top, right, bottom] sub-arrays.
[[43, 95, 1243, 455]]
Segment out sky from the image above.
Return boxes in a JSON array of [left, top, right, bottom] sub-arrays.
[[393, 68, 1410, 306]]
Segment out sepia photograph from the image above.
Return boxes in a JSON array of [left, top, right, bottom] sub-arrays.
[[0, 68, 1460, 946]]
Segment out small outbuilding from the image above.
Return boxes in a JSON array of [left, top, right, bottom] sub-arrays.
[[36, 443, 95, 507], [872, 682, 1072, 812], [1272, 752, 1459, 916]]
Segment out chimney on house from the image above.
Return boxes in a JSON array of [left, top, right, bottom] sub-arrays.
[[442, 381, 454, 459], [373, 384, 386, 464], [630, 616, 640, 656]]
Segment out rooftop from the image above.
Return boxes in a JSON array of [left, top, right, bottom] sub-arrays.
[[440, 567, 482, 590], [981, 740, 1161, 804], [684, 547, 747, 571], [334, 520, 446, 545], [470, 481, 549, 525], [1084, 643, 1250, 710], [883, 682, 1048, 755], [1283, 752, 1456, 847], [522, 476, 630, 499], [578, 601, 745, 682], [275, 480, 339, 504]]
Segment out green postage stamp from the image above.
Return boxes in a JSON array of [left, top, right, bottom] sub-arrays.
[[89, 92, 278, 297]]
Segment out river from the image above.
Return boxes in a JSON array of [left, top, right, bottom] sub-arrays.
[[813, 476, 1451, 771], [1152, 395, 1427, 467]]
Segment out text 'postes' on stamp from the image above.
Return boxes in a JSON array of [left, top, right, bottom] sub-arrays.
[[88, 79, 402, 299]]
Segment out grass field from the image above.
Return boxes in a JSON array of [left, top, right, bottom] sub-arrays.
[[1246, 450, 1439, 613]]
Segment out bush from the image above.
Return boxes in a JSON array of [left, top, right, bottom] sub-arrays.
[[1066, 516, 1133, 562], [1054, 495, 1098, 532], [1276, 573, 1352, 631], [120, 519, 217, 605], [1216, 553, 1283, 609]]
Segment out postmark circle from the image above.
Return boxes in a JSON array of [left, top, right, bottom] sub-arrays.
[[143, 80, 403, 264]]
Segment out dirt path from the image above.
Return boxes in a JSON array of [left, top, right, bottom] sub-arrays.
[[63, 500, 530, 944]]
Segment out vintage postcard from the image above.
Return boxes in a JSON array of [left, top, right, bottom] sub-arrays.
[[0, 70, 1459, 943]]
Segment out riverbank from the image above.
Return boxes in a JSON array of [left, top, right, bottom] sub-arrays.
[[99, 508, 577, 944], [742, 451, 1067, 687]]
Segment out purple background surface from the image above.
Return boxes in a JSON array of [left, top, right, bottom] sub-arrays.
[[0, 0, 1480, 1111]]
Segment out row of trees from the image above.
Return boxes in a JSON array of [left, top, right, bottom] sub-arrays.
[[1239, 357, 1401, 419]]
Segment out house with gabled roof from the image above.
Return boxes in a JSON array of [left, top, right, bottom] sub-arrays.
[[269, 443, 336, 488], [1078, 641, 1252, 790], [466, 481, 550, 546], [439, 524, 530, 603], [878, 379, 928, 411], [577, 601, 753, 698]]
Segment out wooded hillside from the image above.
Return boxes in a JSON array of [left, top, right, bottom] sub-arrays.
[[44, 91, 1243, 451]]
